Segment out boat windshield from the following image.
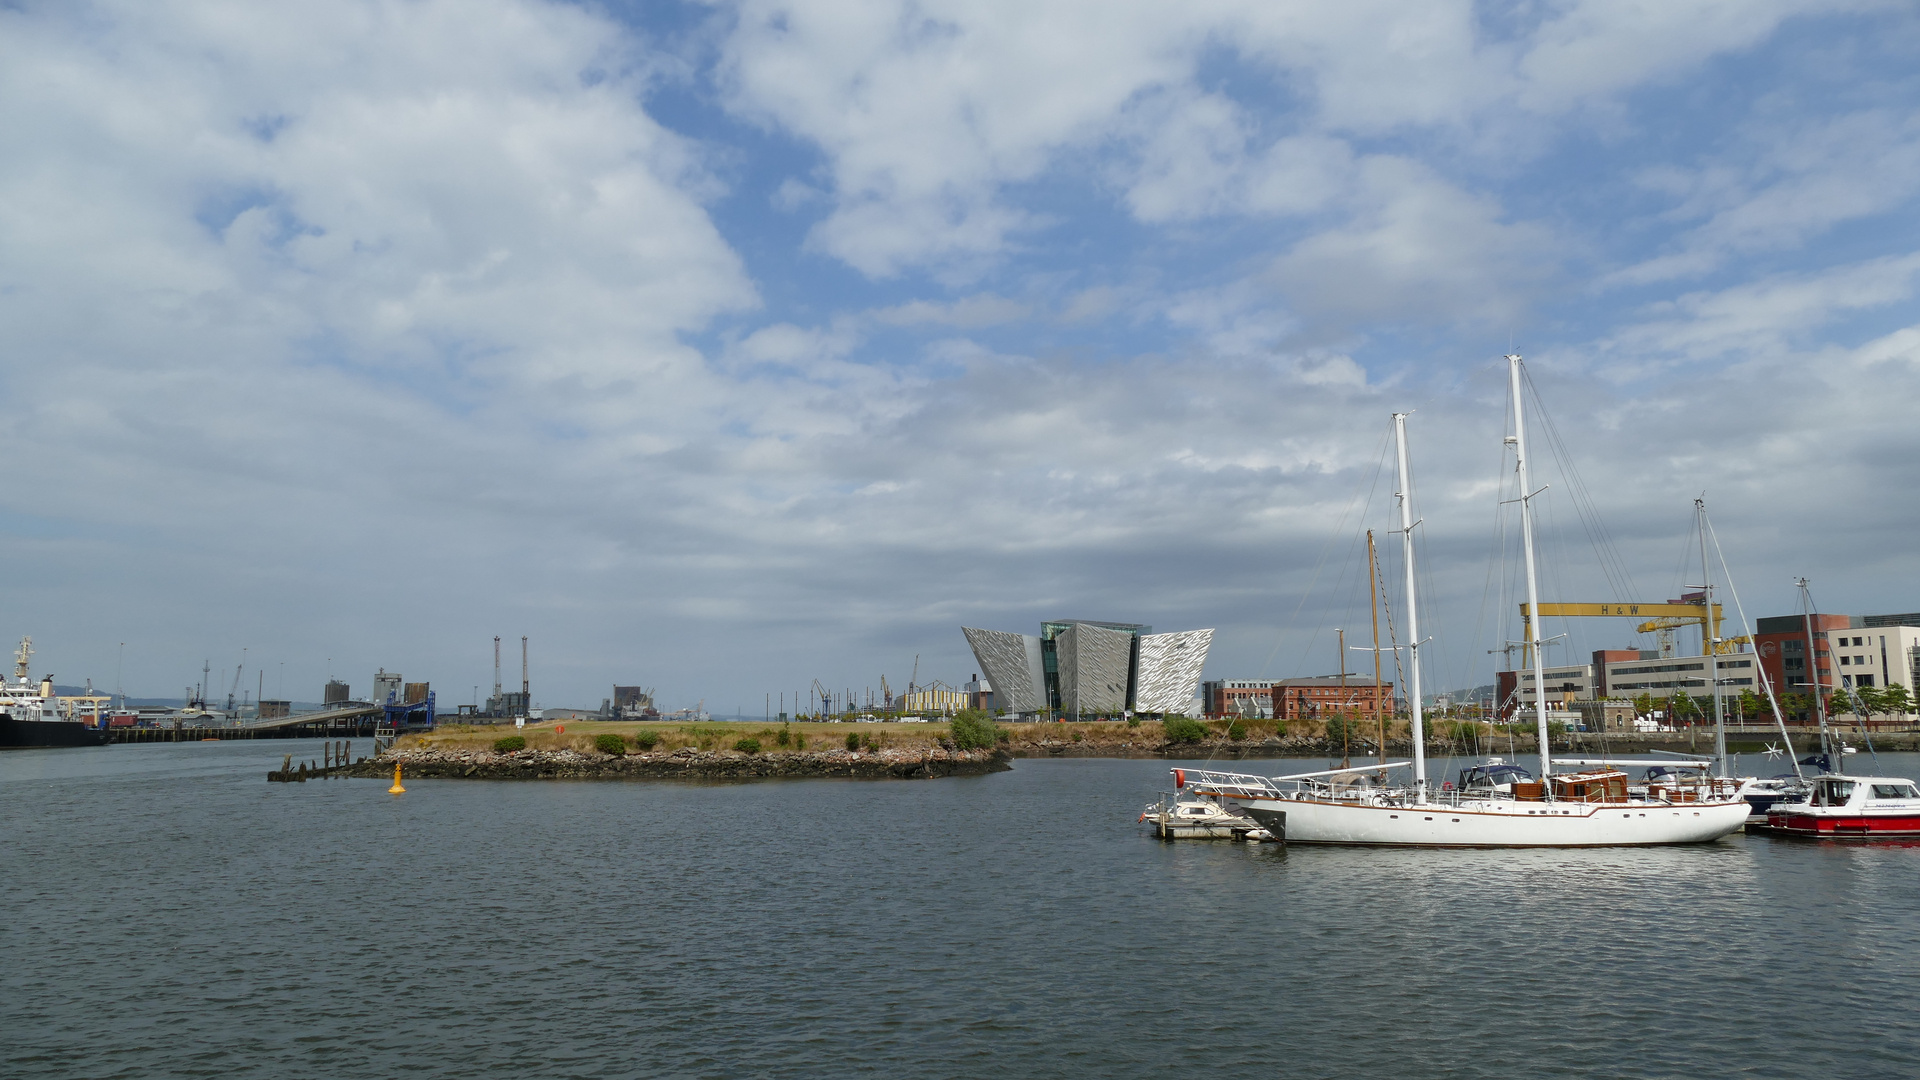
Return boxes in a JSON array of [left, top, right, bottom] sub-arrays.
[[1459, 764, 1533, 788], [1811, 780, 1856, 806]]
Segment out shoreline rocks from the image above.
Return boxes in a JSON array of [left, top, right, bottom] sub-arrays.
[[348, 745, 1013, 781], [343, 727, 1871, 782]]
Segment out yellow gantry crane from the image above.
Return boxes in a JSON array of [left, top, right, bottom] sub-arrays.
[[1634, 616, 1750, 656], [1518, 601, 1724, 666]]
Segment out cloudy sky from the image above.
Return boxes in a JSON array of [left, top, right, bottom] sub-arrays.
[[5, 0, 1918, 712]]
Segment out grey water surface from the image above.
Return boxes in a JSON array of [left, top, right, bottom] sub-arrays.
[[5, 740, 1919, 1079]]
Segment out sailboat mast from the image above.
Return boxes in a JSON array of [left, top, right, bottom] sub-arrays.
[[1337, 628, 1349, 769], [1392, 412, 1427, 793], [1369, 530, 1384, 769], [1798, 578, 1834, 764], [1697, 498, 1727, 775], [1508, 354, 1554, 792]]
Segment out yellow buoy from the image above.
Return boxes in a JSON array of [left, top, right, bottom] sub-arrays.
[[388, 762, 406, 795]]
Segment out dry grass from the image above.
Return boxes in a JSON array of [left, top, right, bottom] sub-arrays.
[[396, 717, 1271, 755], [400, 715, 1429, 756], [405, 719, 958, 756]]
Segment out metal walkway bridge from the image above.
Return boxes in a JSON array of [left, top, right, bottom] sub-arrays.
[[243, 704, 384, 733]]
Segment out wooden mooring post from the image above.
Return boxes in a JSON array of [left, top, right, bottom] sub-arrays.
[[267, 740, 360, 783]]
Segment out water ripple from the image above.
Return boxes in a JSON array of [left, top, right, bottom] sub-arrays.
[[4, 745, 1919, 1078]]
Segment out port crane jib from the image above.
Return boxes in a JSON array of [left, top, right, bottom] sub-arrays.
[[1519, 601, 1725, 666]]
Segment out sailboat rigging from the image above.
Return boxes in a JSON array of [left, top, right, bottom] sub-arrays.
[[1186, 354, 1751, 846]]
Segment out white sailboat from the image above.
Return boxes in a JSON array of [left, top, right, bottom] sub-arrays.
[[1188, 355, 1750, 846]]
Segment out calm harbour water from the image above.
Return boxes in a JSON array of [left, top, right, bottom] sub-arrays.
[[6, 740, 1920, 1079]]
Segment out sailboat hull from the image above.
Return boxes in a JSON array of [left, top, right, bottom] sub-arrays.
[[1217, 794, 1750, 847]]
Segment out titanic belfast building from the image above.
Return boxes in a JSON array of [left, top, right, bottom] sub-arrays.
[[962, 620, 1213, 717]]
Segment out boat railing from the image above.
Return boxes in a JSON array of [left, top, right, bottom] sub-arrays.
[[1182, 769, 1292, 800]]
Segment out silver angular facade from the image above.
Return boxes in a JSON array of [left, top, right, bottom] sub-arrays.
[[964, 621, 1213, 715], [1133, 629, 1214, 714], [961, 627, 1046, 713], [1056, 623, 1134, 714]]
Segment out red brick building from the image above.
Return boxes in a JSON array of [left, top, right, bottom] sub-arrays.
[[1202, 680, 1280, 718], [1270, 677, 1394, 721], [1753, 613, 1847, 697]]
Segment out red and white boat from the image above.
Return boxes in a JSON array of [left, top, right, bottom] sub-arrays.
[[1752, 775, 1920, 839]]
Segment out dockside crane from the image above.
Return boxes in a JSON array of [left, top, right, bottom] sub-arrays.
[[1634, 616, 1750, 657], [1518, 601, 1725, 668], [225, 662, 244, 713], [811, 678, 832, 718]]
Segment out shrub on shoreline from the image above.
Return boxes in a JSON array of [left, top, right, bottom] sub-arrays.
[[1162, 717, 1208, 744], [633, 730, 660, 750], [950, 711, 999, 750], [735, 737, 762, 754], [594, 733, 627, 756], [492, 735, 527, 754]]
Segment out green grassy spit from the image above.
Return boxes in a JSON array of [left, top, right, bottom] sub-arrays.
[[397, 714, 1419, 758]]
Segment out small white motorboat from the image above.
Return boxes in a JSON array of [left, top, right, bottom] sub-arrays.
[[1140, 795, 1279, 842]]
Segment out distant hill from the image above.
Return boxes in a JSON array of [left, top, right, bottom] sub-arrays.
[[1429, 684, 1497, 706]]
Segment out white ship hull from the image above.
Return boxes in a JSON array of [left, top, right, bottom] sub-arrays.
[[1224, 793, 1750, 847]]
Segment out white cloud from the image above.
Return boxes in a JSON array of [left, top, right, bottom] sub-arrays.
[[1121, 90, 1355, 222], [871, 293, 1030, 328], [1266, 157, 1558, 328], [1515, 0, 1886, 111], [1602, 254, 1920, 368], [1611, 109, 1920, 285], [1058, 286, 1122, 324], [1, 0, 757, 403], [714, 0, 1847, 280], [717, 0, 1205, 275], [0, 0, 771, 693], [4, 0, 1918, 709]]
